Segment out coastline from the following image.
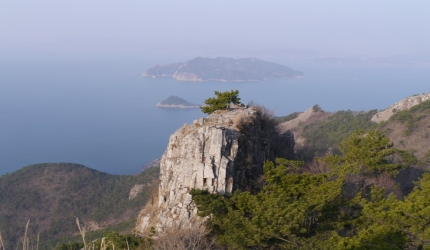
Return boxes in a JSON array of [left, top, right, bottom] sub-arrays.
[[156, 103, 200, 108]]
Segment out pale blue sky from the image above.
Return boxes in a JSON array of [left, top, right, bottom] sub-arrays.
[[1, 0, 430, 56]]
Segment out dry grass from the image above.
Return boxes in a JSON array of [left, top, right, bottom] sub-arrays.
[[367, 172, 402, 198], [136, 187, 160, 235], [303, 158, 330, 174], [381, 112, 430, 162], [251, 104, 276, 129], [151, 225, 215, 250], [233, 113, 255, 131], [0, 231, 5, 250]]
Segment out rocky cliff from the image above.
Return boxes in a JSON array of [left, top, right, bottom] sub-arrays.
[[136, 107, 294, 234], [371, 93, 430, 123]]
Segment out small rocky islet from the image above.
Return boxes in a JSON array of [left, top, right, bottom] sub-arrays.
[[156, 95, 200, 108]]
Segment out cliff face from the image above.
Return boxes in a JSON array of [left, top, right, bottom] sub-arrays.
[[136, 107, 291, 233]]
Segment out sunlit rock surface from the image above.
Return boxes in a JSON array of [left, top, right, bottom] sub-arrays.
[[136, 107, 281, 233]]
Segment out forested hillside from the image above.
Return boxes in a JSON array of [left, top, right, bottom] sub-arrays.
[[191, 130, 430, 249], [299, 109, 378, 159], [0, 163, 159, 249], [276, 100, 430, 171], [2, 97, 430, 249]]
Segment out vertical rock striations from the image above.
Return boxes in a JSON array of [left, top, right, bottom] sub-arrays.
[[136, 107, 284, 234]]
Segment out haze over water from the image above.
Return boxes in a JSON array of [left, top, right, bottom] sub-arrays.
[[1, 51, 429, 176], [2, 1, 430, 175]]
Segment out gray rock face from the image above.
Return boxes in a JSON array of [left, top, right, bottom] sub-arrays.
[[136, 108, 271, 233], [371, 93, 430, 123]]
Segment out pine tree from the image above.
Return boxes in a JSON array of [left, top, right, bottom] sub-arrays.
[[200, 90, 241, 114]]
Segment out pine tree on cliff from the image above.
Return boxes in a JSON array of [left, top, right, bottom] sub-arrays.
[[200, 90, 241, 114]]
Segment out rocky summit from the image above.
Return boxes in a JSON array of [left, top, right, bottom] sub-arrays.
[[136, 107, 293, 234]]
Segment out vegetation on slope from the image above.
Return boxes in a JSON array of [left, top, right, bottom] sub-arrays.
[[4, 95, 430, 249], [274, 112, 300, 124], [191, 131, 430, 249], [0, 163, 159, 249], [298, 109, 377, 160], [388, 99, 430, 136], [379, 99, 430, 164]]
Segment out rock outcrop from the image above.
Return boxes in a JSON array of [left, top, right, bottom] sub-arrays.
[[136, 107, 291, 234], [371, 93, 430, 123]]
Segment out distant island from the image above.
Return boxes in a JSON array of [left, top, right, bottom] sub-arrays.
[[143, 57, 303, 82], [156, 96, 200, 108]]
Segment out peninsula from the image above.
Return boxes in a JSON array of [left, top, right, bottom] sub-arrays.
[[143, 57, 303, 82], [156, 95, 200, 108]]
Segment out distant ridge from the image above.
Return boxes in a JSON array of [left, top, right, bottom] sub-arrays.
[[143, 57, 303, 82], [0, 163, 159, 249]]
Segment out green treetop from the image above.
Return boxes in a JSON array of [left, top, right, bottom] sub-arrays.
[[325, 130, 399, 176], [200, 90, 241, 114]]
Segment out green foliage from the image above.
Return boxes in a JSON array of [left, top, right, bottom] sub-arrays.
[[274, 112, 300, 124], [312, 104, 322, 112], [325, 130, 399, 176], [425, 149, 430, 164], [55, 231, 150, 250], [191, 131, 430, 249], [91, 231, 149, 250], [299, 110, 377, 159], [200, 90, 241, 114], [394, 173, 430, 249], [0, 163, 159, 249], [192, 159, 344, 249], [333, 174, 430, 250], [56, 242, 84, 250], [327, 187, 406, 250], [398, 150, 419, 165]]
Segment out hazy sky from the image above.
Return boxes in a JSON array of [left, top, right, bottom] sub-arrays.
[[2, 0, 430, 57]]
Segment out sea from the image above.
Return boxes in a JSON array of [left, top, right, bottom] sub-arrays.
[[1, 51, 429, 176]]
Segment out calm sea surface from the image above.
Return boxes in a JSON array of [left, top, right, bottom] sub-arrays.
[[1, 53, 429, 175]]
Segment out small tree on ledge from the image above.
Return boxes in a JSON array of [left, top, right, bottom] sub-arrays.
[[200, 90, 241, 114]]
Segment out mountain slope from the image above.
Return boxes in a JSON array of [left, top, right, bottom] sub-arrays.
[[277, 107, 381, 160], [0, 163, 159, 249], [380, 99, 430, 163], [276, 97, 430, 167]]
